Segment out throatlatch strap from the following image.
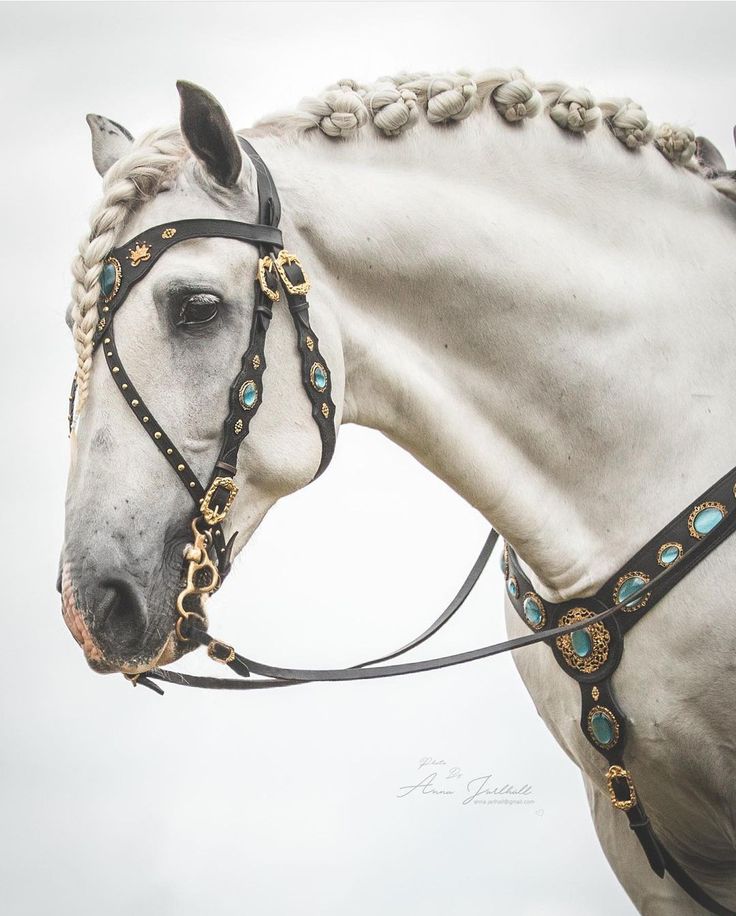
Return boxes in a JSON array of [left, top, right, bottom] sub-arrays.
[[278, 260, 336, 479]]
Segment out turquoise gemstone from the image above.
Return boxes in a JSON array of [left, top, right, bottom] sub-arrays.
[[312, 364, 327, 391], [523, 596, 543, 626], [659, 545, 680, 566], [616, 575, 647, 607], [240, 381, 258, 409], [507, 578, 519, 599], [590, 710, 616, 747], [101, 261, 117, 297], [693, 506, 724, 536], [570, 628, 592, 658]]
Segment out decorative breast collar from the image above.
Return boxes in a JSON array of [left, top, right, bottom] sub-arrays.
[[504, 465, 736, 916]]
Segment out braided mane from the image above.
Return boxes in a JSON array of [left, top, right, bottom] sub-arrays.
[[69, 67, 734, 421]]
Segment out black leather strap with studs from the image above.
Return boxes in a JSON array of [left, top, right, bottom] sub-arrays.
[[279, 259, 337, 478], [71, 136, 338, 583], [91, 219, 283, 350]]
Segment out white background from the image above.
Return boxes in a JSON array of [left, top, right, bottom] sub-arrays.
[[2, 3, 735, 914]]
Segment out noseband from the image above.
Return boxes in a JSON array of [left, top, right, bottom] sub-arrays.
[[69, 138, 736, 916]]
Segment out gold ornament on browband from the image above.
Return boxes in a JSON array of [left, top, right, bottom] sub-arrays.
[[275, 250, 311, 295], [175, 518, 220, 641], [200, 476, 239, 526], [127, 241, 152, 267], [257, 256, 280, 302]]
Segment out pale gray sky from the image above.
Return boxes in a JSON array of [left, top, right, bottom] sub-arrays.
[[2, 3, 735, 915]]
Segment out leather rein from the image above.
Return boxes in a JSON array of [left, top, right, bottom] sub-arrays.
[[70, 137, 736, 915]]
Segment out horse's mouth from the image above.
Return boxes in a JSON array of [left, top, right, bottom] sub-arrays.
[[60, 563, 187, 675]]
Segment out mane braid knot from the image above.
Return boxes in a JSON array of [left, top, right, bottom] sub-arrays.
[[549, 86, 602, 134], [654, 123, 697, 165]]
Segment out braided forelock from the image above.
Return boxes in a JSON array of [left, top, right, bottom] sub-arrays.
[[69, 127, 188, 421]]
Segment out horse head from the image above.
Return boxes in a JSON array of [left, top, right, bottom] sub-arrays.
[[61, 82, 344, 674]]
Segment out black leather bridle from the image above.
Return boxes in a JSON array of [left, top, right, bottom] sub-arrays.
[[69, 137, 736, 915]]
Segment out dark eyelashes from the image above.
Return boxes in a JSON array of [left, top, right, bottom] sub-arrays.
[[175, 292, 220, 328]]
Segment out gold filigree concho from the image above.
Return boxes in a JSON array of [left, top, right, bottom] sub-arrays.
[[555, 607, 610, 674]]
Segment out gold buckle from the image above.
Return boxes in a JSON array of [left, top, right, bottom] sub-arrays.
[[207, 640, 236, 664], [275, 250, 311, 295], [606, 765, 638, 811], [200, 476, 239, 526], [257, 256, 280, 302]]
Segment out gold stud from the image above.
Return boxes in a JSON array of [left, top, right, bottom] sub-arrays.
[[121, 383, 128, 390], [106, 351, 113, 357], [104, 337, 110, 344], [321, 402, 330, 418], [112, 366, 119, 373], [252, 354, 261, 370], [98, 318, 107, 331], [166, 448, 173, 455], [131, 399, 139, 407], [161, 227, 177, 239], [591, 686, 600, 701], [189, 481, 196, 488], [143, 416, 149, 423], [102, 306, 109, 313], [306, 335, 314, 351], [234, 418, 243, 434], [154, 431, 162, 439], [177, 464, 185, 471]]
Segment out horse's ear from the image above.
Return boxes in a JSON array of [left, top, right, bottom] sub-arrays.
[[86, 114, 134, 177], [176, 81, 243, 189], [696, 135, 727, 175]]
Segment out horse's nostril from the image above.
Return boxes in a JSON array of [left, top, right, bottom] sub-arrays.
[[96, 576, 148, 654]]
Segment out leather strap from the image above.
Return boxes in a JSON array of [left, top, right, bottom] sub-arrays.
[[92, 218, 283, 349], [146, 509, 736, 688]]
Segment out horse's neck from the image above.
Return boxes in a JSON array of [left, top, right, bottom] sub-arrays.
[[258, 119, 736, 598]]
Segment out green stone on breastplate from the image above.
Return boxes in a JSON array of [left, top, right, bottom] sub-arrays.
[[570, 628, 592, 658], [617, 576, 647, 607], [590, 710, 616, 746], [659, 545, 680, 566], [693, 506, 724, 536], [523, 596, 543, 626]]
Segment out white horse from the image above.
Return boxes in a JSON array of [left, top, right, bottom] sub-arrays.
[[61, 70, 736, 913]]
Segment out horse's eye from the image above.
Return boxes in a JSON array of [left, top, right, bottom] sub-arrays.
[[176, 293, 220, 327]]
